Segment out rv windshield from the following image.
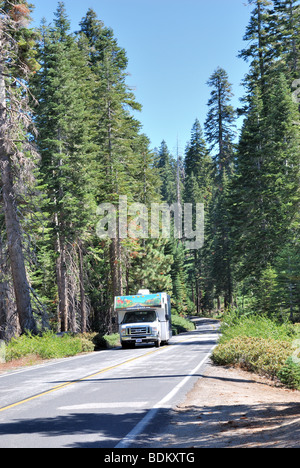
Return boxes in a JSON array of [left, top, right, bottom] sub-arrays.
[[122, 310, 157, 324]]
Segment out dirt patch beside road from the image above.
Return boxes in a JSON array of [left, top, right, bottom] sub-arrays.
[[151, 364, 300, 448]]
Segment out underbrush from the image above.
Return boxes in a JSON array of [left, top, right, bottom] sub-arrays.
[[171, 315, 196, 335], [92, 333, 120, 349], [5, 331, 99, 362], [212, 311, 300, 390], [6, 332, 85, 361], [218, 311, 297, 343], [3, 315, 195, 364]]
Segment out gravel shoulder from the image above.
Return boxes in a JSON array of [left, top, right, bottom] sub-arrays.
[[149, 363, 300, 448]]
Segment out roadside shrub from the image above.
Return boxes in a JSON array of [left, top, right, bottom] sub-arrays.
[[6, 332, 83, 361], [171, 315, 195, 335], [212, 336, 293, 379], [278, 358, 300, 390], [92, 333, 120, 349], [219, 311, 297, 344], [101, 333, 121, 349], [77, 333, 97, 353], [212, 311, 300, 389]]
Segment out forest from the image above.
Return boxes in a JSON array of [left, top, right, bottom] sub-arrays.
[[0, 0, 299, 341]]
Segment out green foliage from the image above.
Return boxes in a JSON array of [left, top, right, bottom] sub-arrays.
[[77, 333, 97, 353], [127, 239, 174, 295], [171, 315, 196, 335], [1, 1, 41, 75], [1, 0, 299, 342], [219, 310, 297, 343], [169, 240, 195, 315], [6, 332, 84, 361], [4, 331, 121, 362], [154, 141, 177, 205], [93, 333, 121, 349], [184, 119, 213, 206], [230, 75, 299, 284], [212, 336, 292, 378], [205, 67, 236, 173], [278, 357, 300, 390], [183, 120, 215, 313], [212, 311, 300, 388]]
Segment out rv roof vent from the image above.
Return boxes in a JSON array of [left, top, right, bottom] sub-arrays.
[[137, 289, 150, 295]]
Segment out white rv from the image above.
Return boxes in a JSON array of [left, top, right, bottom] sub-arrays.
[[114, 289, 172, 349]]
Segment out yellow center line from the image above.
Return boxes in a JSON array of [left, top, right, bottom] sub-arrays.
[[0, 345, 170, 414], [0, 334, 200, 414]]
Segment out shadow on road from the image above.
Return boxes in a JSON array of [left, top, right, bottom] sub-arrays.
[[0, 399, 299, 448]]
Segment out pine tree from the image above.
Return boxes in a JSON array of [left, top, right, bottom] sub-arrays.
[[272, 0, 300, 80], [210, 170, 233, 309], [33, 3, 97, 332], [127, 239, 174, 295], [169, 239, 194, 315], [274, 219, 300, 320], [184, 119, 213, 204], [183, 120, 214, 313], [0, 213, 18, 339], [130, 134, 162, 205], [80, 9, 169, 329], [0, 1, 40, 334], [204, 68, 236, 309], [230, 74, 299, 282], [154, 141, 177, 204], [239, 0, 274, 100], [205, 67, 236, 174], [80, 9, 143, 310]]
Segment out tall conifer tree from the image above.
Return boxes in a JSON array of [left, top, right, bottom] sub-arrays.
[[205, 68, 236, 308], [154, 141, 176, 204], [184, 120, 213, 313], [239, 0, 274, 100], [230, 75, 299, 281], [33, 3, 96, 331], [205, 67, 236, 174], [0, 1, 40, 334], [272, 0, 300, 80]]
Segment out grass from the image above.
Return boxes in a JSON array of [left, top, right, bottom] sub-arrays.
[[211, 310, 300, 390]]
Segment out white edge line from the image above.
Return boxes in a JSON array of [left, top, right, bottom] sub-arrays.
[[115, 344, 217, 449]]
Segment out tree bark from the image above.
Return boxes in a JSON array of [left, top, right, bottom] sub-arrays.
[[0, 227, 19, 340], [56, 234, 68, 332], [0, 69, 36, 335], [78, 240, 87, 333]]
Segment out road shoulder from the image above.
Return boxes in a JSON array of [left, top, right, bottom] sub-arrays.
[[147, 363, 300, 448]]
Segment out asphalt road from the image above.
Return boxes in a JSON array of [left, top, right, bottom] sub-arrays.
[[0, 318, 219, 448]]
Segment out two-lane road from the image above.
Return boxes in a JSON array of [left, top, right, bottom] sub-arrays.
[[0, 319, 219, 448]]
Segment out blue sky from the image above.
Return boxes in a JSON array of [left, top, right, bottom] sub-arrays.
[[31, 0, 252, 154]]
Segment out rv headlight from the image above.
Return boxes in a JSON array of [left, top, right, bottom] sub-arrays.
[[151, 327, 158, 334], [121, 327, 127, 335]]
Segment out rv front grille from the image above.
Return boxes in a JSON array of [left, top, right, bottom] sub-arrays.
[[128, 327, 150, 335]]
